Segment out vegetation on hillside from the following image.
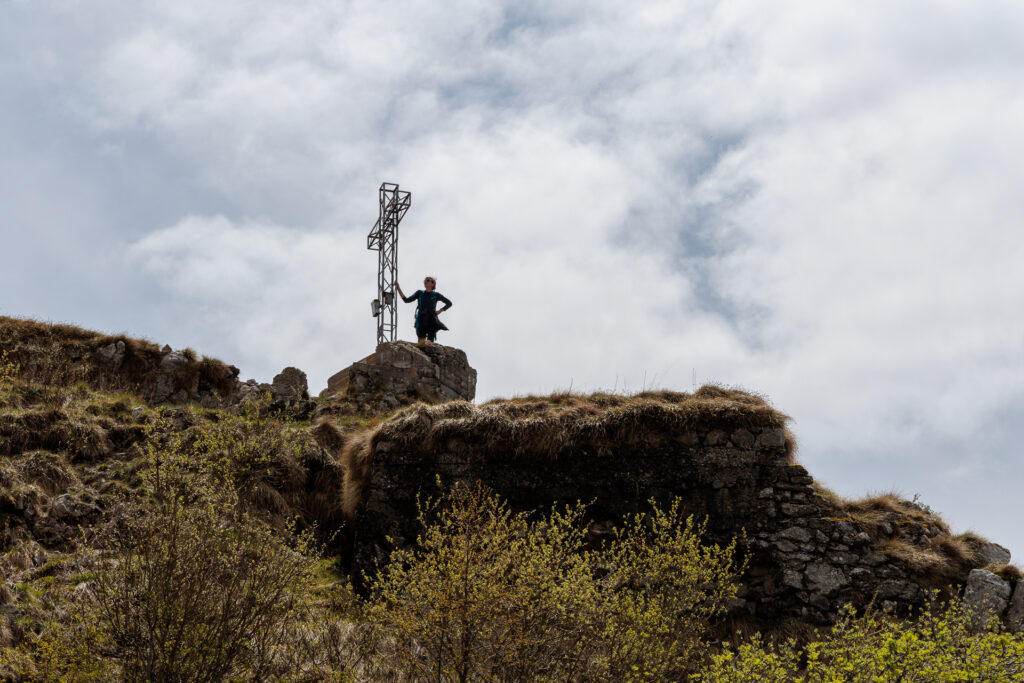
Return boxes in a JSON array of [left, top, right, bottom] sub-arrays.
[[3, 317, 1023, 680]]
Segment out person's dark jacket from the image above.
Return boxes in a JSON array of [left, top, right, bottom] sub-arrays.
[[402, 289, 451, 338]]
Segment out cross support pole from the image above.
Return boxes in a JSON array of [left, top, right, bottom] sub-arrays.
[[367, 182, 411, 345]]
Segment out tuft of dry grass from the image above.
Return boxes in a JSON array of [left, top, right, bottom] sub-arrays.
[[341, 431, 375, 520], [15, 451, 79, 497], [841, 491, 950, 535], [984, 563, 1024, 581], [818, 488, 1024, 590]]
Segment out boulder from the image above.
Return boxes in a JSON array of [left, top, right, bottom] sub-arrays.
[[977, 542, 1011, 566], [804, 562, 848, 596], [320, 342, 476, 408], [963, 569, 1011, 628], [271, 367, 309, 400], [95, 341, 126, 370], [159, 349, 190, 370]]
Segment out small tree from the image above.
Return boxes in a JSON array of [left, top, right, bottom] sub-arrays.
[[364, 483, 741, 681], [366, 483, 597, 681], [597, 503, 743, 681], [92, 425, 319, 682]]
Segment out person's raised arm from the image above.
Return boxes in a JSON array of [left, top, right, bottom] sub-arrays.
[[436, 292, 452, 313], [397, 283, 418, 303]]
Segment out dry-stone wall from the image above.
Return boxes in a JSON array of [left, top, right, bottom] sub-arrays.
[[347, 396, 1018, 627], [320, 341, 476, 410]]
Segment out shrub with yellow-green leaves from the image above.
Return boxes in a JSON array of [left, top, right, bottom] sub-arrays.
[[696, 598, 1024, 682], [0, 349, 18, 386], [598, 504, 745, 681], [93, 423, 321, 682], [364, 483, 741, 682], [1, 420, 325, 682]]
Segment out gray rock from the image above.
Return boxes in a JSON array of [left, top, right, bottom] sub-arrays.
[[51, 494, 78, 521], [731, 429, 755, 449], [160, 350, 190, 370], [320, 342, 476, 406], [1006, 581, 1024, 633], [861, 552, 887, 566], [271, 367, 309, 400], [96, 341, 126, 370], [876, 579, 924, 602], [150, 373, 177, 403], [832, 521, 857, 543], [755, 428, 787, 449], [776, 526, 812, 543], [964, 569, 1011, 628], [809, 593, 830, 611], [782, 569, 804, 589], [774, 539, 798, 553], [804, 562, 848, 596], [977, 542, 1011, 566], [50, 494, 96, 522], [828, 551, 860, 565]]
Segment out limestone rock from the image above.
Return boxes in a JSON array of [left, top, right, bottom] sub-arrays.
[[160, 349, 190, 370], [804, 562, 848, 596], [95, 341, 125, 370], [964, 569, 1011, 627], [1006, 581, 1024, 632], [977, 542, 1011, 566], [320, 341, 476, 408], [271, 367, 309, 400]]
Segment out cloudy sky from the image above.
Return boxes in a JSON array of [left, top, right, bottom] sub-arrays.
[[3, 1, 1023, 556]]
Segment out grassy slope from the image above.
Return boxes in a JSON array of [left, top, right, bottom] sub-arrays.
[[0, 317, 1017, 652]]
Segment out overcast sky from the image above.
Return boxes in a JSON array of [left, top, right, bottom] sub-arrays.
[[3, 0, 1023, 557]]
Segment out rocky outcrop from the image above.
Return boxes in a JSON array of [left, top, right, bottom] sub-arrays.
[[320, 342, 476, 412], [0, 317, 241, 407], [342, 389, 1019, 627], [964, 569, 1013, 628]]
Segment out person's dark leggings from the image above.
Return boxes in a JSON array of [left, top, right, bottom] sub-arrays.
[[420, 329, 437, 342]]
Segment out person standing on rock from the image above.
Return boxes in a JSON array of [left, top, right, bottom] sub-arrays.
[[397, 276, 452, 345]]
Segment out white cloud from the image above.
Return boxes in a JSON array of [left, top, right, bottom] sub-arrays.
[[5, 0, 1024, 555]]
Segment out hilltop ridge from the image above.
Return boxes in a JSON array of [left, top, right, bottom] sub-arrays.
[[1, 315, 1022, 650]]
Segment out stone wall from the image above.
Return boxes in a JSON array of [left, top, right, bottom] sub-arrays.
[[346, 395, 1016, 626], [320, 342, 476, 410]]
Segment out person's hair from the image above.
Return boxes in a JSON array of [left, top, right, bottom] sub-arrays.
[[424, 276, 437, 285]]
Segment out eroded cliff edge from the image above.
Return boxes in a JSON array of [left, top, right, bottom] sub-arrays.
[[339, 389, 1021, 627]]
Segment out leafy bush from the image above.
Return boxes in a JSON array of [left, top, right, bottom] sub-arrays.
[[0, 349, 18, 386], [363, 483, 741, 682], [89, 426, 321, 682], [697, 598, 1024, 682]]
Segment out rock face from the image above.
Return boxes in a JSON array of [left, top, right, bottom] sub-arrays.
[[271, 367, 309, 401], [320, 342, 476, 410], [978, 542, 1012, 566], [1006, 581, 1024, 632], [964, 569, 1012, 628], [342, 391, 1019, 627], [0, 317, 242, 407]]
